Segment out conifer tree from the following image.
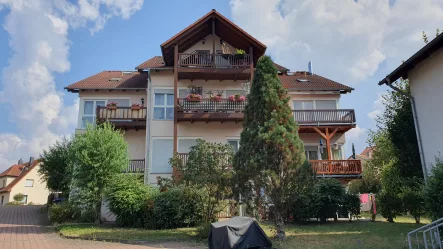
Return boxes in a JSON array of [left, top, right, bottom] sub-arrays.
[[233, 56, 305, 239]]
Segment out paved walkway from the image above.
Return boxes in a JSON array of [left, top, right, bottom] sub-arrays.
[[0, 205, 204, 249]]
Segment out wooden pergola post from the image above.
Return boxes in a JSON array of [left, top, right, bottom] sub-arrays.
[[173, 44, 178, 178], [313, 127, 338, 173]]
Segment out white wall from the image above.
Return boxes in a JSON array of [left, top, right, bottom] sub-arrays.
[[408, 46, 443, 174], [8, 164, 50, 205]]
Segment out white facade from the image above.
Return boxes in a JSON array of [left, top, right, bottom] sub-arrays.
[[408, 46, 443, 175]]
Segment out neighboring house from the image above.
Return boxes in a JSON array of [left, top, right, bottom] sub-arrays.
[[65, 9, 361, 185], [348, 146, 375, 162], [0, 158, 50, 205], [378, 34, 443, 179]]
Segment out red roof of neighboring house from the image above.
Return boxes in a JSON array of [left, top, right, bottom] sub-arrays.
[[0, 160, 40, 193], [274, 62, 289, 73], [279, 72, 354, 93], [0, 164, 25, 177], [360, 146, 376, 157], [65, 71, 148, 92], [135, 56, 167, 70]]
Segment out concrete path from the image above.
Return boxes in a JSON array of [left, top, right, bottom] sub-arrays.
[[0, 205, 204, 249]]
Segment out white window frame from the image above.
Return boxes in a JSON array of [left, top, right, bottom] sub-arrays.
[[304, 142, 344, 160], [24, 179, 34, 187], [78, 97, 131, 129], [226, 137, 241, 152], [293, 99, 338, 110], [152, 88, 174, 120]]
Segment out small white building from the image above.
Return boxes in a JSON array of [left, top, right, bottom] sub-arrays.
[[379, 34, 443, 179]]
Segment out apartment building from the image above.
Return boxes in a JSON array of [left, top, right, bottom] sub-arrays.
[[65, 10, 361, 185]]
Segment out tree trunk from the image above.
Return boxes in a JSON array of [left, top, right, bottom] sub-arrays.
[[274, 211, 286, 240], [387, 216, 394, 223], [414, 215, 420, 224]]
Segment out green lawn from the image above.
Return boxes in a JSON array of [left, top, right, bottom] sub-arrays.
[[57, 215, 428, 249]]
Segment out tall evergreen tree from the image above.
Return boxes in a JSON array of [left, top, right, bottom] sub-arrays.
[[233, 56, 305, 239]]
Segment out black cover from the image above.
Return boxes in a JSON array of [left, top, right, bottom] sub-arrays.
[[208, 216, 272, 249]]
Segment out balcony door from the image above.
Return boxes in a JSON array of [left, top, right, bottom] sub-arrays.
[[82, 100, 105, 128]]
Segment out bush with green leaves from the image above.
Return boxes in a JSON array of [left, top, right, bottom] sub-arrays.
[[313, 178, 344, 223], [145, 186, 203, 229], [400, 184, 425, 224], [196, 221, 212, 240], [424, 156, 443, 220], [347, 180, 363, 195], [342, 193, 361, 221], [378, 161, 404, 222], [48, 202, 80, 224], [105, 174, 157, 227], [13, 193, 25, 202]]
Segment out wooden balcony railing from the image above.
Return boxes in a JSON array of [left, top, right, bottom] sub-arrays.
[[96, 106, 147, 122], [178, 53, 252, 68], [293, 109, 356, 125], [124, 159, 145, 173], [177, 153, 361, 176], [310, 160, 362, 175], [177, 98, 247, 112]]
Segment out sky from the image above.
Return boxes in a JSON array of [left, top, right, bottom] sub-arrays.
[[0, 0, 442, 172]]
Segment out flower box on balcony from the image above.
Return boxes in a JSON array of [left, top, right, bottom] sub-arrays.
[[186, 94, 202, 102], [228, 94, 246, 102], [107, 102, 118, 110], [131, 104, 141, 110], [211, 95, 223, 102]]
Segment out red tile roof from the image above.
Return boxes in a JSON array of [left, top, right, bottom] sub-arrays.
[[135, 56, 167, 70], [274, 62, 289, 73], [0, 160, 40, 193], [279, 72, 353, 93], [0, 164, 25, 177], [65, 71, 148, 91]]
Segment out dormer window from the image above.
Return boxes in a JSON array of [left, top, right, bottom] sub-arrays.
[[296, 79, 309, 82], [109, 78, 122, 82]]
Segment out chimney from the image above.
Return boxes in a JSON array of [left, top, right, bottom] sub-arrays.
[[308, 61, 313, 75], [18, 158, 23, 165]]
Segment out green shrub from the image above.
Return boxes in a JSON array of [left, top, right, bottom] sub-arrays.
[[6, 201, 21, 205], [313, 178, 345, 222], [425, 157, 443, 220], [78, 207, 96, 223], [48, 202, 80, 224], [347, 180, 363, 195], [342, 193, 361, 221], [105, 174, 157, 227], [196, 221, 212, 240], [146, 186, 203, 229], [378, 190, 403, 222], [13, 193, 25, 202], [400, 185, 425, 224]]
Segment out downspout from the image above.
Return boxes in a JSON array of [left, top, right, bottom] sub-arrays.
[[144, 69, 152, 185], [385, 78, 428, 182]]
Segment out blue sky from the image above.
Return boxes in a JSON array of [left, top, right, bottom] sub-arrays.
[[0, 0, 442, 170]]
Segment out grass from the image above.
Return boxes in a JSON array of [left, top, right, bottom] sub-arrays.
[[57, 215, 429, 249]]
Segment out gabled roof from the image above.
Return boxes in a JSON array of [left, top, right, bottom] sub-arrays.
[[379, 34, 443, 85], [274, 62, 289, 73], [160, 9, 266, 66], [65, 71, 148, 92], [0, 164, 25, 177], [0, 160, 40, 193], [136, 56, 167, 70], [279, 72, 354, 93]]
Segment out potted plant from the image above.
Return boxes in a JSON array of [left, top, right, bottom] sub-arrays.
[[211, 95, 223, 102], [131, 103, 141, 110], [106, 102, 118, 110], [186, 94, 202, 102], [234, 49, 246, 59], [228, 94, 246, 102]]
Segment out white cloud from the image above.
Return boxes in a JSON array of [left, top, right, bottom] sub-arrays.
[[230, 0, 443, 85], [346, 125, 367, 142], [0, 0, 143, 171], [368, 92, 385, 120]]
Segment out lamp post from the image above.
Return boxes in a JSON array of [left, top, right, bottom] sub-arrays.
[[141, 98, 145, 106]]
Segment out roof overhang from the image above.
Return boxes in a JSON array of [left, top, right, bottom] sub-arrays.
[[160, 9, 266, 67], [65, 88, 146, 93], [379, 34, 443, 85]]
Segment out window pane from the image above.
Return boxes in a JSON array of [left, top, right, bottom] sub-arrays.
[[308, 151, 318, 160], [304, 101, 314, 110], [82, 116, 94, 128], [179, 89, 188, 98], [178, 139, 198, 153], [226, 90, 244, 97], [293, 101, 303, 110], [154, 94, 164, 106], [166, 94, 174, 106], [228, 140, 239, 152], [96, 101, 105, 107], [25, 179, 34, 187], [84, 101, 94, 115], [316, 100, 336, 109], [108, 99, 129, 107], [154, 107, 165, 119], [332, 147, 342, 160], [151, 139, 173, 173], [166, 107, 174, 120]]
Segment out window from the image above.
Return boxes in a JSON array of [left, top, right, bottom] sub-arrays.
[[316, 100, 336, 109], [82, 100, 105, 128], [178, 139, 198, 153], [293, 100, 336, 110], [226, 90, 244, 97], [227, 140, 240, 152], [305, 146, 319, 160], [151, 139, 173, 173], [293, 100, 314, 110], [107, 99, 130, 107], [25, 179, 34, 187], [2, 180, 5, 188], [21, 195, 28, 204], [154, 93, 174, 120]]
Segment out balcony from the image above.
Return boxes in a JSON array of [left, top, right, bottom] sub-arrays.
[[176, 53, 252, 80], [310, 160, 362, 176], [176, 153, 361, 177], [124, 159, 145, 173], [293, 109, 356, 133], [96, 106, 147, 130], [176, 98, 247, 123]]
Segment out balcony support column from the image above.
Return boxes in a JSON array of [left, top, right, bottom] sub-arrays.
[[313, 127, 338, 172], [212, 17, 216, 67], [173, 44, 178, 178]]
